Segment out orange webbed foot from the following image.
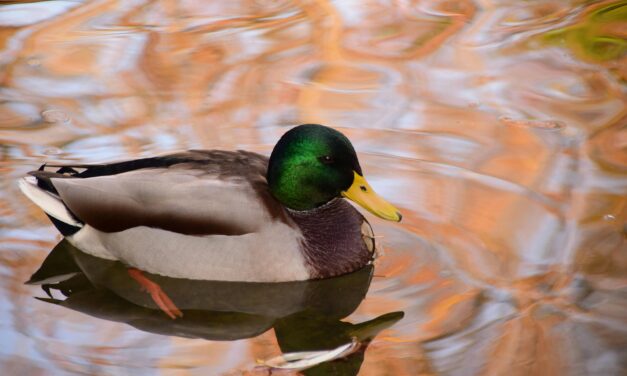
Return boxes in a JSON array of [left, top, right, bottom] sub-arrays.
[[128, 268, 183, 319]]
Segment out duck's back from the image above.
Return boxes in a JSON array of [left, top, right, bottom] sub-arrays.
[[25, 150, 279, 234]]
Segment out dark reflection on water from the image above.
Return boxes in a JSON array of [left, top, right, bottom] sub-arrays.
[[29, 240, 403, 374]]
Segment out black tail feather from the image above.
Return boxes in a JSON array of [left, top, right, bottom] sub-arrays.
[[47, 214, 81, 236]]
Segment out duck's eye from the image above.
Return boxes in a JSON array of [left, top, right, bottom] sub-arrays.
[[319, 155, 334, 164]]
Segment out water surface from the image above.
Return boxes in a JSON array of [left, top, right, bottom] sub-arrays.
[[0, 0, 626, 375]]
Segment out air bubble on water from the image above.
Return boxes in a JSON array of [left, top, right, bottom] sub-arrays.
[[498, 116, 565, 131], [42, 109, 71, 124], [43, 147, 62, 156], [27, 57, 41, 67], [439, 270, 452, 277]]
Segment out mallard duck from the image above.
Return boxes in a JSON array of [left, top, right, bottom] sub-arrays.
[[20, 124, 402, 283]]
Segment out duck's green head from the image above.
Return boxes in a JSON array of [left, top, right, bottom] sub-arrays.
[[267, 124, 402, 221]]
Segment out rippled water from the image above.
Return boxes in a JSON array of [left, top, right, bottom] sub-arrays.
[[1, 0, 626, 375]]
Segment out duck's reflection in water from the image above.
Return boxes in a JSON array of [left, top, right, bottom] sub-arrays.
[[28, 240, 403, 374]]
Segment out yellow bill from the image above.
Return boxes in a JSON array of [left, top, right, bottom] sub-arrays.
[[341, 172, 402, 222]]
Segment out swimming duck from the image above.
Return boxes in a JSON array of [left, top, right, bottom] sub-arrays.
[[20, 124, 402, 283]]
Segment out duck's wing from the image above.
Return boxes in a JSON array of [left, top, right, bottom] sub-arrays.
[[22, 150, 286, 236]]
